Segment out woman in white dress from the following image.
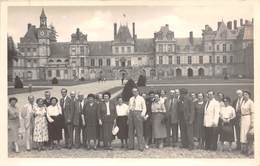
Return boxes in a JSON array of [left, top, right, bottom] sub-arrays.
[[33, 98, 50, 151], [116, 97, 129, 148], [240, 91, 254, 155]]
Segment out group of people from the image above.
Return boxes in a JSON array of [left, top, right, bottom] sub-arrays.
[[8, 87, 254, 156]]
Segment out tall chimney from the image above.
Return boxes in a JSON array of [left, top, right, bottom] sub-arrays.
[[132, 22, 135, 39], [28, 23, 32, 30], [233, 20, 237, 29], [114, 23, 117, 40], [240, 19, 243, 26], [217, 21, 221, 30], [189, 31, 194, 45], [245, 20, 249, 25], [227, 21, 232, 29]]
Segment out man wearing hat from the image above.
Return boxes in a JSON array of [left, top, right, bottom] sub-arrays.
[[178, 88, 195, 150]]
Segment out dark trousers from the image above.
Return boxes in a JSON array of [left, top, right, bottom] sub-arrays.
[[74, 125, 82, 148], [65, 123, 73, 148], [128, 111, 144, 150], [205, 127, 218, 151], [166, 121, 178, 146], [234, 117, 241, 149], [179, 113, 194, 149]]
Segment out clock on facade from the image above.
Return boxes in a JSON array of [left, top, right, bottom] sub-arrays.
[[39, 30, 45, 36]]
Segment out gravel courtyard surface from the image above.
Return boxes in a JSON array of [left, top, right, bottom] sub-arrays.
[[9, 140, 252, 158]]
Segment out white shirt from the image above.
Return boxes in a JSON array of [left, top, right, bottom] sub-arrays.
[[220, 105, 236, 120], [129, 95, 147, 116], [105, 102, 110, 115], [116, 103, 129, 116], [47, 105, 62, 116], [204, 98, 220, 127], [160, 96, 167, 104]]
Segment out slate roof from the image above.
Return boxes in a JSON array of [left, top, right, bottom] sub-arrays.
[[50, 42, 70, 57], [135, 38, 154, 53], [20, 25, 38, 43], [115, 25, 133, 43], [88, 41, 112, 56]]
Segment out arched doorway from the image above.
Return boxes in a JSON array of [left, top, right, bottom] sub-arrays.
[[187, 68, 193, 77], [176, 68, 182, 77], [198, 68, 205, 76]]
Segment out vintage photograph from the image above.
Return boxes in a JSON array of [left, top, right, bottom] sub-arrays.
[[6, 3, 254, 159]]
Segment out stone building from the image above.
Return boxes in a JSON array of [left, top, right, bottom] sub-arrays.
[[12, 9, 254, 81]]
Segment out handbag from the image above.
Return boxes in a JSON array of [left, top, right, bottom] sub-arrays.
[[112, 125, 119, 135]]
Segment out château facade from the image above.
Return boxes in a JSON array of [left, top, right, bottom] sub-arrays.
[[12, 9, 254, 81]]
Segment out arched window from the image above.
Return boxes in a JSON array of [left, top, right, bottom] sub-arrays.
[[57, 59, 62, 63], [176, 68, 182, 77], [187, 68, 193, 77], [64, 59, 69, 63], [48, 59, 54, 63], [27, 71, 33, 79], [198, 68, 205, 76]]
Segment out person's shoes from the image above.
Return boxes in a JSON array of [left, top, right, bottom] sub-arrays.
[[26, 148, 31, 152]]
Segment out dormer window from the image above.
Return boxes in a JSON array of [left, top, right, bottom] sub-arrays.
[[121, 47, 125, 53], [115, 47, 119, 53]]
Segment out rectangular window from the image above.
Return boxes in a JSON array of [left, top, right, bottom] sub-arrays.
[[209, 56, 212, 64], [167, 44, 172, 52], [33, 48, 36, 52], [230, 56, 233, 64], [199, 56, 203, 64], [56, 70, 60, 77], [121, 47, 125, 53], [98, 59, 103, 66], [106, 59, 111, 66], [177, 56, 180, 65], [216, 45, 219, 51], [115, 47, 119, 53], [127, 47, 131, 53], [223, 55, 227, 64], [80, 46, 84, 55], [230, 44, 232, 51], [115, 60, 119, 67], [159, 56, 163, 64], [91, 59, 95, 66], [27, 48, 31, 52], [81, 70, 84, 74], [168, 56, 172, 64], [127, 60, 131, 66], [209, 46, 212, 51], [223, 44, 226, 52], [188, 56, 192, 64], [158, 44, 163, 52], [20, 48, 24, 52], [48, 70, 52, 77], [217, 56, 220, 64], [64, 70, 68, 74], [138, 57, 142, 61], [80, 57, 84, 67]]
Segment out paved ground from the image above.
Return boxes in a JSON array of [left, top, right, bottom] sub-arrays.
[[8, 80, 123, 109], [9, 139, 252, 158]]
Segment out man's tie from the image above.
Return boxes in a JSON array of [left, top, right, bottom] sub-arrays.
[[205, 100, 210, 111]]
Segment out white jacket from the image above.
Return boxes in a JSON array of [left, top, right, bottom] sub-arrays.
[[204, 98, 220, 127]]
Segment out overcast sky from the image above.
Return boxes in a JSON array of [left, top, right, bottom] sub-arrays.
[[8, 5, 253, 43]]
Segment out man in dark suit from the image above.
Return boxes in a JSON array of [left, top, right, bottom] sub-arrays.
[[98, 92, 117, 150], [165, 89, 179, 147], [178, 88, 195, 150], [60, 88, 73, 149], [232, 89, 243, 150], [73, 92, 86, 148]]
